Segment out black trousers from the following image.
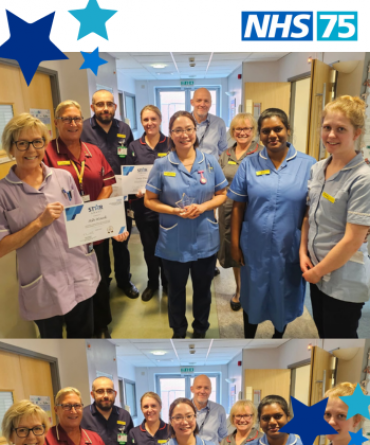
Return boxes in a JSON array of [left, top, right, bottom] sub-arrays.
[[35, 297, 94, 338], [310, 284, 364, 338], [93, 242, 113, 332], [243, 310, 287, 339], [135, 216, 167, 289], [162, 254, 217, 336]]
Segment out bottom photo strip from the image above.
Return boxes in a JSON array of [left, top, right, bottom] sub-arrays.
[[0, 339, 370, 445]]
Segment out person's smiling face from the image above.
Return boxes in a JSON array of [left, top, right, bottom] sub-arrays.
[[259, 116, 289, 152], [259, 403, 289, 441], [170, 403, 197, 439], [141, 396, 161, 423], [55, 393, 83, 430], [11, 127, 45, 173], [55, 106, 83, 144], [233, 406, 254, 435], [170, 116, 197, 152], [141, 110, 161, 137], [321, 111, 361, 156], [10, 414, 46, 445], [324, 397, 360, 445]]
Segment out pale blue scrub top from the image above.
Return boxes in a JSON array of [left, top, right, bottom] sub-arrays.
[[228, 144, 316, 332], [146, 149, 227, 262], [249, 433, 303, 445], [308, 153, 370, 302]]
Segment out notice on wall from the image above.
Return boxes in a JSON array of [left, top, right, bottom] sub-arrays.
[[30, 395, 53, 425], [29, 108, 53, 137]]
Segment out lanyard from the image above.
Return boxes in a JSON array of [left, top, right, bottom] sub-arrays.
[[198, 408, 210, 432], [198, 122, 210, 147], [71, 160, 86, 195]]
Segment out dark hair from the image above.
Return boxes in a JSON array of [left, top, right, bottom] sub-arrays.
[[257, 108, 290, 134], [168, 111, 199, 150], [168, 397, 199, 437], [258, 395, 291, 420]]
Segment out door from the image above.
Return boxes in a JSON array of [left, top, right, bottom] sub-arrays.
[[306, 59, 335, 160], [309, 346, 336, 406], [244, 369, 291, 405]]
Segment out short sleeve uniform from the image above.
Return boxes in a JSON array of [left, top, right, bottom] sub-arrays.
[[0, 164, 100, 321], [146, 149, 227, 262], [45, 425, 105, 445], [307, 153, 370, 302], [228, 144, 316, 332], [127, 419, 169, 445], [249, 433, 303, 445], [218, 142, 262, 268]]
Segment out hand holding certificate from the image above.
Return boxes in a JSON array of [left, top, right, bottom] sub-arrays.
[[64, 196, 127, 248], [121, 165, 153, 195]]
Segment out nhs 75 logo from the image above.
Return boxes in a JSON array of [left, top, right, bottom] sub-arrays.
[[242, 12, 313, 40]]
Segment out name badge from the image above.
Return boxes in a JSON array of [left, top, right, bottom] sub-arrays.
[[57, 161, 71, 166], [322, 192, 335, 203], [158, 441, 167, 443], [82, 194, 90, 202], [117, 134, 126, 138], [118, 147, 127, 156], [158, 153, 168, 157], [118, 433, 127, 444], [117, 421, 126, 425], [228, 161, 237, 165], [256, 170, 270, 176], [164, 172, 176, 177]]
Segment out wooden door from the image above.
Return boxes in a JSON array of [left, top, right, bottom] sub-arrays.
[[306, 59, 335, 160], [244, 369, 291, 403], [244, 82, 291, 118], [309, 346, 335, 406]]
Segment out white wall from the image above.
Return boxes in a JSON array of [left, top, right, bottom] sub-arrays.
[[226, 352, 243, 413], [226, 65, 243, 126]]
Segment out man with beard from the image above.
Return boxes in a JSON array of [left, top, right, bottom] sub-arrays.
[[81, 377, 133, 445], [81, 89, 139, 300]]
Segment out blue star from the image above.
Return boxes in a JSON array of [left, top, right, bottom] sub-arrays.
[[0, 11, 68, 86], [80, 48, 107, 75], [280, 397, 337, 445], [69, 0, 117, 40], [348, 430, 368, 445], [340, 384, 370, 420]]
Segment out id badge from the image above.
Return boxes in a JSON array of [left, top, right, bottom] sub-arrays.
[[127, 209, 134, 219], [118, 146, 127, 157], [82, 194, 90, 202], [118, 433, 127, 444]]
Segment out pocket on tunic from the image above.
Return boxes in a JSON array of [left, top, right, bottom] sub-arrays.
[[287, 228, 301, 264], [157, 223, 179, 254], [4, 208, 25, 233], [19, 275, 54, 315]]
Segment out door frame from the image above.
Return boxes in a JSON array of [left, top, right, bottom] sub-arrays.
[[288, 71, 311, 150], [288, 357, 311, 405]]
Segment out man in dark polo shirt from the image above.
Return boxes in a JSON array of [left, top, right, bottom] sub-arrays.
[[81, 89, 139, 299], [81, 376, 134, 445]]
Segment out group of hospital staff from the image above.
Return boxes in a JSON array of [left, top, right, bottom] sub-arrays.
[[1, 378, 364, 445], [0, 88, 369, 339]]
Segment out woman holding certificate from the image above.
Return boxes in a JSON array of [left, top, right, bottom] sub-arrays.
[[0, 113, 99, 338], [145, 110, 227, 339], [44, 100, 129, 339], [126, 105, 168, 302]]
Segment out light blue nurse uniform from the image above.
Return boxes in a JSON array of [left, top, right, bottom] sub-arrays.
[[146, 149, 227, 263], [249, 433, 303, 445], [228, 143, 316, 332]]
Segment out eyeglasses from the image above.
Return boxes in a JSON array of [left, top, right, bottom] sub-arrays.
[[235, 414, 253, 420], [94, 102, 115, 108], [56, 403, 84, 411], [235, 127, 254, 133], [171, 414, 195, 423], [171, 128, 196, 136], [57, 117, 84, 125], [93, 389, 116, 395], [13, 138, 45, 151], [13, 425, 45, 438]]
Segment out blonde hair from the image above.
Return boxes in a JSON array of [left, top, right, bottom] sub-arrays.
[[324, 382, 367, 398], [229, 400, 257, 427], [55, 387, 82, 406], [230, 113, 257, 139], [323, 96, 366, 131], [140, 392, 162, 408], [140, 105, 162, 122], [55, 100, 82, 119], [1, 113, 50, 157], [1, 400, 50, 442]]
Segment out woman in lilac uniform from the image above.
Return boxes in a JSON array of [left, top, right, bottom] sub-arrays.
[[0, 113, 100, 338]]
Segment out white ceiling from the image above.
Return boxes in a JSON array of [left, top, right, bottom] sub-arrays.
[[110, 339, 289, 367], [108, 52, 289, 81]]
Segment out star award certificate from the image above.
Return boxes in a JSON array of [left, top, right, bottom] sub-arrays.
[[64, 197, 127, 248], [121, 165, 153, 194]]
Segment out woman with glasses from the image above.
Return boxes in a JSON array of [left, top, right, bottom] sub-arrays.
[[168, 398, 215, 445], [229, 108, 316, 338], [221, 400, 262, 445], [126, 106, 168, 302], [0, 113, 100, 338], [145, 111, 227, 339], [46, 387, 104, 445], [2, 400, 50, 445], [128, 392, 170, 445], [218, 113, 262, 311], [44, 100, 129, 339]]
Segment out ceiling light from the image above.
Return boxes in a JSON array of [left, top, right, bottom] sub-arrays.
[[151, 351, 167, 356], [151, 63, 167, 69], [189, 57, 195, 62], [189, 344, 195, 349], [190, 350, 196, 354], [190, 63, 196, 67]]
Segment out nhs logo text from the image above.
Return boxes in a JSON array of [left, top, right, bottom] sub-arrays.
[[242, 12, 313, 40]]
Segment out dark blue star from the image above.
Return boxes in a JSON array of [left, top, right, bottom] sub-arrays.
[[279, 397, 337, 445], [339, 384, 370, 420], [348, 430, 368, 445], [0, 11, 68, 85], [80, 48, 108, 75]]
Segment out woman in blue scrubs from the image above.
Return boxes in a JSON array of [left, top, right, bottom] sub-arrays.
[[145, 111, 227, 339], [229, 108, 316, 338]]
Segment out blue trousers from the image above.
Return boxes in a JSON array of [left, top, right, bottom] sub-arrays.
[[162, 254, 217, 336]]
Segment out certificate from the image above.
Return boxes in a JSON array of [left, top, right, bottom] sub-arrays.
[[111, 175, 128, 201], [121, 165, 153, 194], [64, 196, 127, 248]]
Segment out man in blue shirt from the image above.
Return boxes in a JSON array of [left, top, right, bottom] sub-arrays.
[[81, 376, 133, 445], [81, 89, 139, 300], [191, 88, 228, 276], [191, 374, 228, 443]]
